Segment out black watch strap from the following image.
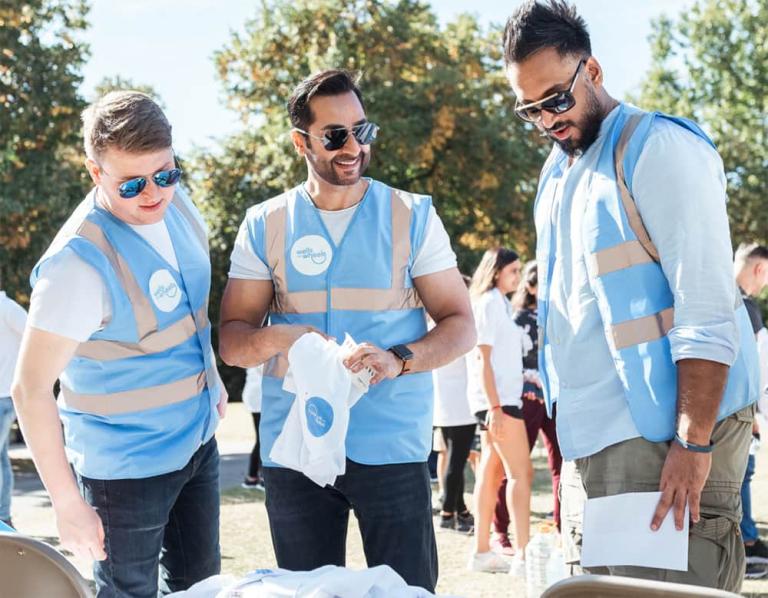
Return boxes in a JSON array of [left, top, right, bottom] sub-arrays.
[[388, 344, 413, 375]]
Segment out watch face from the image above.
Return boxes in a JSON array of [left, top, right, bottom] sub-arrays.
[[393, 344, 413, 360]]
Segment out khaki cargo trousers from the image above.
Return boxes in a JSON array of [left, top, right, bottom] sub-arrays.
[[561, 404, 755, 593]]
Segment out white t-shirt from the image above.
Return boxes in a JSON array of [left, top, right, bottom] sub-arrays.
[[0, 292, 28, 397], [466, 288, 526, 414], [229, 203, 457, 280], [242, 365, 263, 413], [28, 195, 207, 342], [432, 355, 475, 427]]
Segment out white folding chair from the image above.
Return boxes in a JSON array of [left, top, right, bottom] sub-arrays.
[[0, 531, 92, 597], [542, 574, 741, 598]]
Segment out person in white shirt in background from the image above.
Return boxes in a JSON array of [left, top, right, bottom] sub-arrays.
[[242, 365, 265, 491], [0, 282, 27, 528], [433, 274, 476, 534], [734, 242, 768, 577], [467, 248, 533, 575]]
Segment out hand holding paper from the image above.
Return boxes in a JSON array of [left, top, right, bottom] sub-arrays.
[[581, 491, 689, 571]]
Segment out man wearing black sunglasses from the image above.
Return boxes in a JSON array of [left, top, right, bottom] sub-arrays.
[[504, 1, 757, 592], [219, 69, 476, 591], [12, 91, 226, 596]]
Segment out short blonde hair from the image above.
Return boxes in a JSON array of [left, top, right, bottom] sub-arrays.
[[82, 91, 172, 160]]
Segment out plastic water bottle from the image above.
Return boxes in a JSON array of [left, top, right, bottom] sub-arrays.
[[545, 543, 567, 589], [525, 523, 557, 597]]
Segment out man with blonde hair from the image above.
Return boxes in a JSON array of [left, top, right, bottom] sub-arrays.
[[12, 91, 226, 597]]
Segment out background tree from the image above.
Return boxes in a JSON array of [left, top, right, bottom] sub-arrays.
[[0, 0, 90, 303], [638, 0, 767, 244], [190, 0, 547, 390]]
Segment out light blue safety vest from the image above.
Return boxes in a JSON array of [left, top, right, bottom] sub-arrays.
[[246, 179, 434, 466], [536, 104, 759, 442], [31, 190, 220, 479]]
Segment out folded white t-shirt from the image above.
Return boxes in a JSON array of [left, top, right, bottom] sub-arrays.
[[270, 333, 369, 487]]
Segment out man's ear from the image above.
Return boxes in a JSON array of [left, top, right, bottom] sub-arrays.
[[291, 130, 307, 157], [584, 56, 604, 88], [85, 157, 101, 185], [755, 260, 766, 280]]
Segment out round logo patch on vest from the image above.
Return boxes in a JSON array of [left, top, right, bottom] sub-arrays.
[[305, 396, 334, 437], [290, 235, 333, 276], [149, 269, 182, 313]]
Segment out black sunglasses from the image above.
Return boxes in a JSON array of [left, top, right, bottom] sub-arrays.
[[295, 121, 380, 151], [514, 60, 585, 123], [100, 166, 183, 199]]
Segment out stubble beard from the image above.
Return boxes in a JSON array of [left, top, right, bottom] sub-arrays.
[[305, 142, 371, 187]]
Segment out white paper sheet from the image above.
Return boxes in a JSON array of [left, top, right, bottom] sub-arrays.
[[581, 491, 689, 571]]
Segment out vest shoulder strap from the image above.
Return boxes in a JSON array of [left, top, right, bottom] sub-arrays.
[[171, 188, 209, 256], [614, 113, 660, 263]]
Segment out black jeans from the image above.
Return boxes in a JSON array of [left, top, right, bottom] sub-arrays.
[[78, 438, 221, 597], [262, 460, 438, 591], [438, 424, 475, 514]]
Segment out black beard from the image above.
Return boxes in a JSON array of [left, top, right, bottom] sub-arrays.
[[550, 88, 603, 157], [305, 140, 371, 186]]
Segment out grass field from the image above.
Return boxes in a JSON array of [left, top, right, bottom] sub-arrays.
[[11, 402, 768, 597]]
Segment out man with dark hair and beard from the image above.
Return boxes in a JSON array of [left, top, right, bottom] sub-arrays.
[[218, 69, 475, 591], [504, 0, 758, 592]]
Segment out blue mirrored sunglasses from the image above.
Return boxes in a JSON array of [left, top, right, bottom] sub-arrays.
[[117, 168, 182, 199]]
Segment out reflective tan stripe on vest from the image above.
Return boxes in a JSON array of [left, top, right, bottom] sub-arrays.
[[587, 114, 677, 350], [76, 219, 158, 339], [76, 306, 210, 361], [265, 189, 424, 315], [171, 193, 209, 256], [592, 114, 741, 351], [612, 307, 674, 351], [59, 371, 207, 416]]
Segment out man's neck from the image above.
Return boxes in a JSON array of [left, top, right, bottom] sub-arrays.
[[599, 93, 620, 121], [304, 174, 368, 211], [736, 271, 756, 297]]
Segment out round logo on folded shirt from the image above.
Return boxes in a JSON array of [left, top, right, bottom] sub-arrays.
[[149, 269, 182, 312], [290, 235, 333, 276], [305, 396, 334, 437]]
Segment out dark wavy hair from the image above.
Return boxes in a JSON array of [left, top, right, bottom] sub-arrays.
[[503, 0, 591, 66], [287, 69, 364, 131], [512, 260, 538, 310]]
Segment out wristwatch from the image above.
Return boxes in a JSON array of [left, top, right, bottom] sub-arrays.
[[387, 344, 414, 376]]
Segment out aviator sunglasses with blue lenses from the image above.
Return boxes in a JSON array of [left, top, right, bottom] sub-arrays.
[[294, 121, 380, 151], [100, 165, 183, 199]]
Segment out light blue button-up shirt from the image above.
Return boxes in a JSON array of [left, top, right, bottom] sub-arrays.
[[543, 105, 738, 460]]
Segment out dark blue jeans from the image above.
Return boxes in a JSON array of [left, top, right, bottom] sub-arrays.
[[262, 460, 438, 591], [77, 438, 221, 597], [740, 453, 758, 542]]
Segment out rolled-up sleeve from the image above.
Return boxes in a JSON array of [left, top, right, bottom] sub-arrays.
[[632, 119, 738, 366]]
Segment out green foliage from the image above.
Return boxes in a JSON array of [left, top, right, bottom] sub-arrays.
[[638, 0, 768, 245], [0, 0, 90, 303], [190, 0, 547, 324]]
